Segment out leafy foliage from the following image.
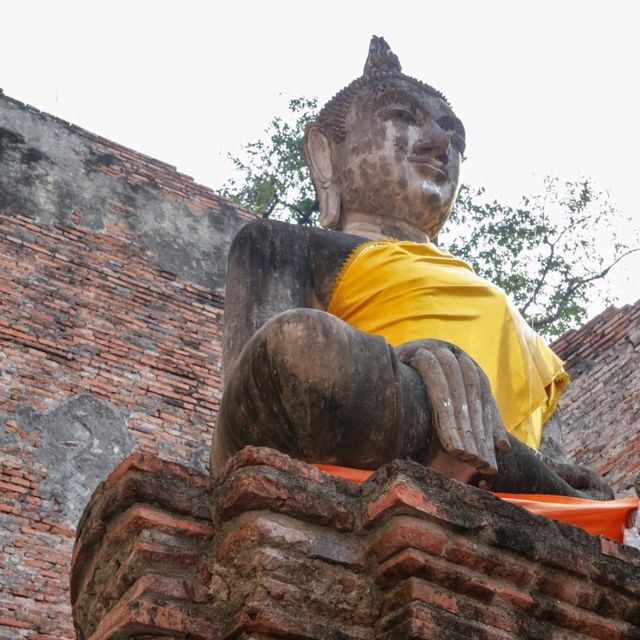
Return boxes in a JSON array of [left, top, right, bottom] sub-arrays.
[[221, 99, 639, 339], [440, 179, 638, 338], [221, 97, 319, 225]]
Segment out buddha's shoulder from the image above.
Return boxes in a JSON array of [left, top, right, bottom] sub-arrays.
[[231, 219, 363, 257]]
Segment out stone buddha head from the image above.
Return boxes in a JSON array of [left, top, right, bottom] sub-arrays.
[[304, 36, 465, 241]]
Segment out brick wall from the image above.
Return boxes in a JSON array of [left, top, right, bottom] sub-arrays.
[[0, 90, 254, 639], [553, 299, 640, 497]]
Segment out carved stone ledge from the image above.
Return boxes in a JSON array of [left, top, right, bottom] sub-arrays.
[[72, 447, 640, 640], [71, 452, 215, 640]]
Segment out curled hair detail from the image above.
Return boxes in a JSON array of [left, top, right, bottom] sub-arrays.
[[316, 36, 452, 143]]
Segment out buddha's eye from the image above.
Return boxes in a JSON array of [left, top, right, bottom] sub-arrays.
[[450, 132, 466, 155], [437, 115, 466, 154], [378, 104, 420, 126]]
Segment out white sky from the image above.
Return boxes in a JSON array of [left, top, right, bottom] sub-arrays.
[[2, 0, 639, 315]]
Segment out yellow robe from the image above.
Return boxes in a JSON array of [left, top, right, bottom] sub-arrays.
[[327, 240, 569, 449]]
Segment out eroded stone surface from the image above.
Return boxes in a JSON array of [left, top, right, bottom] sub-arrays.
[[1, 394, 133, 525], [0, 97, 247, 291], [212, 37, 608, 502], [72, 447, 640, 640]]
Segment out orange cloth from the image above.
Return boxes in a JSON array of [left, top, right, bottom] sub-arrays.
[[327, 239, 569, 449], [313, 463, 374, 484], [492, 492, 639, 543], [312, 463, 639, 543]]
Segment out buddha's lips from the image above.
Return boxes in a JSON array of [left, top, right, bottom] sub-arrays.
[[407, 155, 448, 180]]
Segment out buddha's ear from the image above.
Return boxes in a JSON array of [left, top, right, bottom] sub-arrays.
[[304, 124, 341, 229]]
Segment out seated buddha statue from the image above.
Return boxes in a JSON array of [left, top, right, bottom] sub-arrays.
[[211, 36, 609, 499]]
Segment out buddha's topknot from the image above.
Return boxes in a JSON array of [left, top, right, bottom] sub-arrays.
[[316, 36, 452, 143]]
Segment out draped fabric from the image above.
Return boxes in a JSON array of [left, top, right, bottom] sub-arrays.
[[327, 239, 569, 449], [312, 463, 638, 543], [491, 493, 639, 543]]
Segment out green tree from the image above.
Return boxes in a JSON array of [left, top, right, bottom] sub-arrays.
[[440, 180, 638, 338], [221, 97, 319, 225], [221, 99, 639, 339]]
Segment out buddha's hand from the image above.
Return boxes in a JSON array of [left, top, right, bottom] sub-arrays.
[[396, 339, 510, 476]]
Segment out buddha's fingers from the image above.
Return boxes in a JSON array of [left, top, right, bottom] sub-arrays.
[[406, 348, 465, 456], [396, 339, 502, 474], [456, 353, 490, 468], [437, 348, 498, 475], [432, 346, 478, 462]]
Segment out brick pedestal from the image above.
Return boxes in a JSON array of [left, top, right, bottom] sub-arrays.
[[71, 448, 640, 640]]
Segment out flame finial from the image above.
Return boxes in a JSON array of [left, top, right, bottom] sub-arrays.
[[363, 36, 402, 77]]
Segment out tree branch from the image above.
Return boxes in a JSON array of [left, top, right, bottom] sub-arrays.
[[531, 247, 640, 329], [520, 214, 596, 316]]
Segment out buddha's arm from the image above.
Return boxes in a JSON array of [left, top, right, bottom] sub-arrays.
[[223, 219, 364, 377], [222, 219, 313, 377]]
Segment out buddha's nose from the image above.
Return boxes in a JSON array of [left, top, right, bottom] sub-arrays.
[[412, 124, 450, 159]]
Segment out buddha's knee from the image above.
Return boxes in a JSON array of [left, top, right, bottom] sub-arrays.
[[250, 308, 375, 387], [212, 308, 405, 473], [212, 309, 350, 472], [226, 308, 393, 418]]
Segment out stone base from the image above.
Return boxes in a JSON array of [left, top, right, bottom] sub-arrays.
[[71, 448, 640, 640]]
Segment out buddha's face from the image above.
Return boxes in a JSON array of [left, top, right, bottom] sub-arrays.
[[336, 79, 465, 239]]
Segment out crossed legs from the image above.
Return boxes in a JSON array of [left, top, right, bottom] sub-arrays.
[[211, 308, 591, 498]]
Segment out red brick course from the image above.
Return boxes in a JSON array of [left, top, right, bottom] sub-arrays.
[[72, 447, 640, 640], [553, 299, 640, 496]]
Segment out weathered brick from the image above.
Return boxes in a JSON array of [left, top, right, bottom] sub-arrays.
[[217, 511, 365, 569], [362, 481, 441, 528], [215, 464, 356, 532], [367, 516, 448, 562], [553, 300, 640, 497], [376, 547, 498, 602]]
